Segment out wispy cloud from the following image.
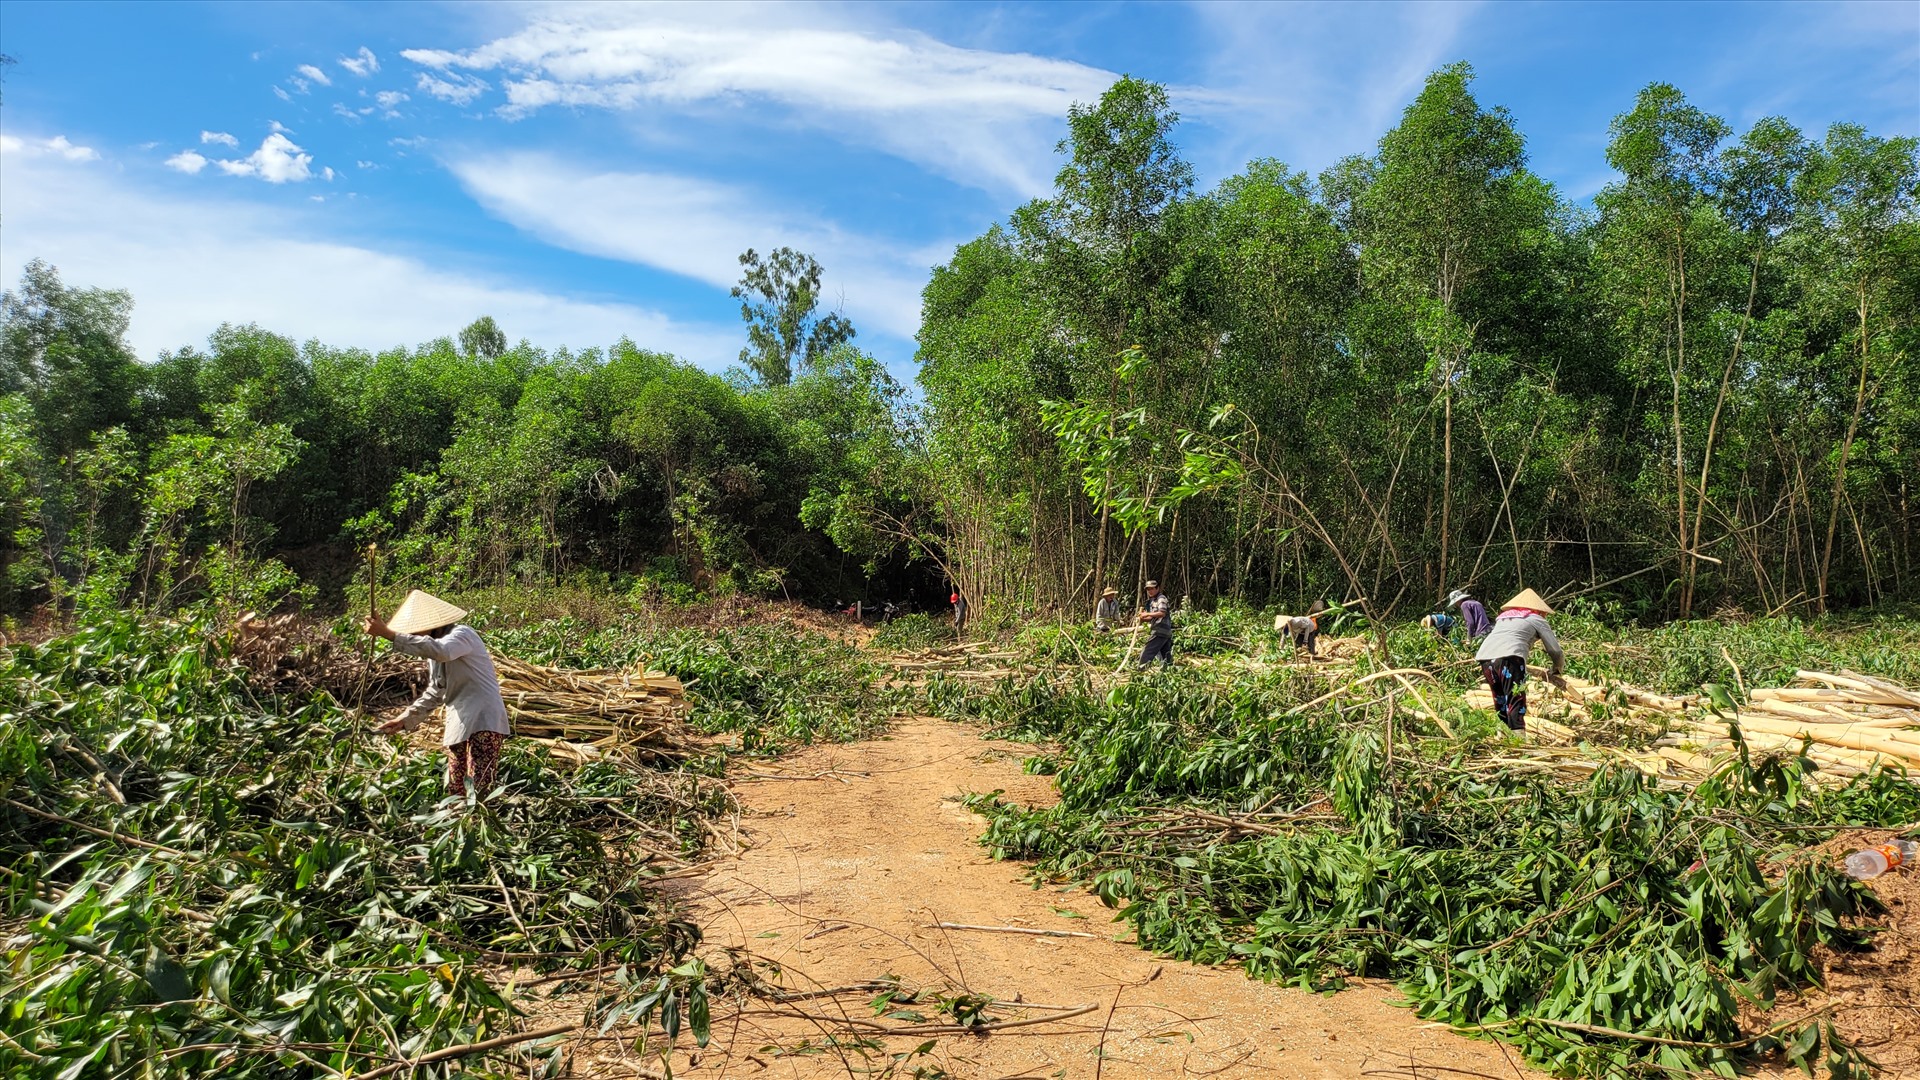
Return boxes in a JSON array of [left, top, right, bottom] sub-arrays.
[[400, 5, 1118, 195], [1186, 1, 1483, 177], [416, 70, 490, 106], [374, 90, 409, 117], [0, 151, 742, 365], [0, 134, 101, 162], [447, 152, 933, 338], [164, 149, 209, 174], [296, 63, 333, 87], [338, 46, 380, 77], [201, 130, 240, 148]]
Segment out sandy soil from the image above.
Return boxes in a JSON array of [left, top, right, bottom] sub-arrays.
[[1748, 828, 1920, 1079], [565, 718, 1543, 1079]]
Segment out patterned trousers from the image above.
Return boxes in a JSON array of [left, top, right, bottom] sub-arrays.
[[1479, 656, 1528, 731], [447, 731, 506, 795]]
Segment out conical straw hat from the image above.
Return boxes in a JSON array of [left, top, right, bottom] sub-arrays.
[[1501, 588, 1553, 615], [388, 590, 467, 634]]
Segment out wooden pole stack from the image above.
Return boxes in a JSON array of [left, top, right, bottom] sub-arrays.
[[1466, 668, 1920, 785], [493, 656, 696, 764]]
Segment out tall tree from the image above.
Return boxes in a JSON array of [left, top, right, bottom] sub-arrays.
[[459, 315, 507, 361], [1595, 84, 1732, 616], [1801, 125, 1920, 610], [732, 248, 855, 387], [1356, 62, 1540, 592]]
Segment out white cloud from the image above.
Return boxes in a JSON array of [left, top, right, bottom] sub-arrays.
[[1187, 2, 1483, 176], [0, 134, 101, 162], [376, 90, 409, 108], [273, 85, 293, 102], [297, 63, 333, 87], [448, 152, 931, 338], [215, 132, 316, 183], [356, 160, 379, 169], [270, 120, 294, 135], [415, 70, 490, 106], [201, 130, 240, 148], [164, 150, 209, 174], [332, 103, 365, 122], [400, 6, 1119, 195], [0, 150, 742, 366], [339, 46, 380, 77]]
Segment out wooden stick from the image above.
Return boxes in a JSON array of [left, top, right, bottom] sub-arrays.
[[924, 922, 1097, 939], [352, 1023, 578, 1080]]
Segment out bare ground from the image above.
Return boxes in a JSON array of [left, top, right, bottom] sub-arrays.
[[563, 718, 1544, 1079]]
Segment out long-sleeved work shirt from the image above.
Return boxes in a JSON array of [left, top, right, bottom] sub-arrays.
[[1459, 598, 1492, 639], [1472, 612, 1565, 675], [1094, 597, 1119, 627], [391, 624, 511, 747]]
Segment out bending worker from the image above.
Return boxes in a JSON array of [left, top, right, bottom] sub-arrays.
[[364, 590, 512, 797], [1275, 600, 1323, 657], [1473, 588, 1567, 733], [1448, 588, 1492, 640], [1138, 580, 1174, 667]]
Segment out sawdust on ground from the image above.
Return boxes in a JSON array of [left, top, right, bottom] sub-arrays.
[[571, 718, 1545, 1080]]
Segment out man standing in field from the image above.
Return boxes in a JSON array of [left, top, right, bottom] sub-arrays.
[[1138, 580, 1174, 667], [1094, 586, 1120, 631], [1473, 587, 1567, 733], [951, 589, 968, 639]]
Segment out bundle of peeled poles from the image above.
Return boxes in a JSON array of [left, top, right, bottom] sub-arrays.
[[1466, 668, 1920, 785], [493, 655, 695, 766]]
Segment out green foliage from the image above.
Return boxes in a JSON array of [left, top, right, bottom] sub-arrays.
[[482, 618, 902, 754], [871, 613, 950, 652], [732, 247, 856, 387], [0, 615, 715, 1078], [958, 670, 1902, 1078]]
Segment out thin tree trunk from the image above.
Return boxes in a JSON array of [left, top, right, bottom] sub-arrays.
[[1819, 289, 1874, 612], [1685, 250, 1762, 612]]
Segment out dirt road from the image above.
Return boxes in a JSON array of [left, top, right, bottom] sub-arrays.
[[571, 718, 1541, 1079]]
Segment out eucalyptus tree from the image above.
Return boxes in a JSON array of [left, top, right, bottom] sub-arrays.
[[732, 247, 856, 387], [1594, 84, 1734, 617], [1798, 126, 1920, 610]]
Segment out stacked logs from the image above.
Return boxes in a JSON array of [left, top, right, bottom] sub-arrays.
[[1472, 669, 1920, 785], [493, 655, 695, 765]]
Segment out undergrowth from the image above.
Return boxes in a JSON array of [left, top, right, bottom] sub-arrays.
[[0, 614, 721, 1079], [955, 669, 1920, 1078]]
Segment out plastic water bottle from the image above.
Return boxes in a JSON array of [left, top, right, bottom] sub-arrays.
[[1844, 839, 1919, 880]]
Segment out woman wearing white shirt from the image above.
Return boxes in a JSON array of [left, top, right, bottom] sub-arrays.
[[364, 590, 511, 796]]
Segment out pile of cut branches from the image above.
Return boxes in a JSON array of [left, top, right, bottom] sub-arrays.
[[495, 655, 694, 764], [956, 667, 1920, 1078], [0, 614, 723, 1080]]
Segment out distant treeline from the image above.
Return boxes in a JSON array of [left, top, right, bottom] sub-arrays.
[[2, 63, 1915, 622], [918, 65, 1918, 619]]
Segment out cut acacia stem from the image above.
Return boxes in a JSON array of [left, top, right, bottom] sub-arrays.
[[925, 922, 1097, 939], [353, 1023, 579, 1080]]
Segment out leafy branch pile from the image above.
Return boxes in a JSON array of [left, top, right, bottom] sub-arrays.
[[0, 615, 725, 1079], [956, 669, 1920, 1077]]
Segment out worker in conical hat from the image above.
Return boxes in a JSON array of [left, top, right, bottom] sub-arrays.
[[1471, 588, 1566, 734], [364, 590, 511, 797]]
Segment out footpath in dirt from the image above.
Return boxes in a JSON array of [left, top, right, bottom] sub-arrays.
[[609, 718, 1543, 1080]]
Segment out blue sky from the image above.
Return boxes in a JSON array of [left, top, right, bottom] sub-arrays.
[[2, 1, 1915, 378]]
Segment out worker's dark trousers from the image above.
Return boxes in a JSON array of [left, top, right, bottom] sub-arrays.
[[1139, 635, 1173, 667]]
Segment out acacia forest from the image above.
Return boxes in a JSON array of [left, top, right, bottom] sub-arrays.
[[5, 64, 1920, 1080]]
